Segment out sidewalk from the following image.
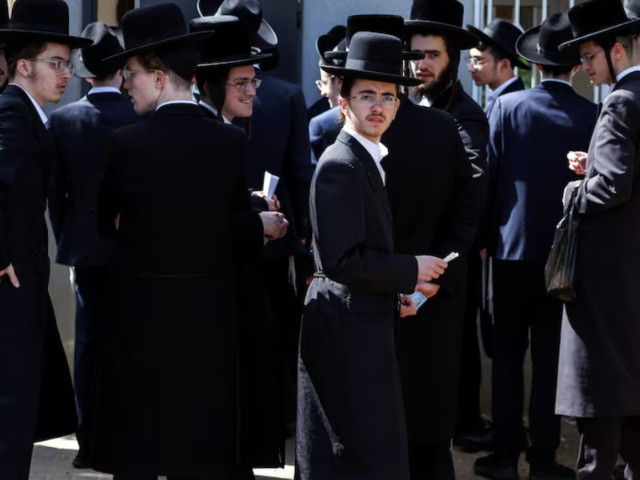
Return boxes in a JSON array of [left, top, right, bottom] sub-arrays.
[[30, 420, 580, 480]]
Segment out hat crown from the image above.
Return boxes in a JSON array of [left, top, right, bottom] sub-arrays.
[[568, 0, 631, 40], [216, 0, 262, 35], [483, 19, 523, 49], [346, 14, 405, 44], [121, 3, 189, 52], [538, 12, 574, 52], [190, 16, 254, 63], [76, 22, 124, 76], [410, 0, 465, 28], [626, 0, 640, 19], [343, 31, 405, 78], [0, 0, 8, 28], [9, 0, 70, 36]]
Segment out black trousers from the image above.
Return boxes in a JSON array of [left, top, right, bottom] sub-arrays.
[[408, 444, 455, 480], [491, 259, 563, 462], [576, 417, 640, 480], [456, 253, 483, 429]]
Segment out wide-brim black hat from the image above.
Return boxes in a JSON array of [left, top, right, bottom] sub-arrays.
[[405, 0, 479, 50], [190, 15, 272, 70], [467, 19, 530, 69], [0, 0, 92, 49], [0, 0, 8, 32], [197, 0, 278, 51], [321, 31, 422, 86], [325, 15, 423, 63], [559, 0, 640, 50], [71, 22, 125, 78], [104, 3, 212, 64], [316, 25, 346, 62], [517, 12, 580, 66]]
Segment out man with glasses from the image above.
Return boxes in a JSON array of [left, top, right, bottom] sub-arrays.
[[0, 0, 92, 477], [46, 21, 140, 470], [554, 0, 640, 476], [466, 19, 529, 117]]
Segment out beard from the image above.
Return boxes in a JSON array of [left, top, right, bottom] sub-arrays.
[[412, 60, 457, 103]]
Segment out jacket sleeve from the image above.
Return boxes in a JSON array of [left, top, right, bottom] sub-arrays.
[[574, 91, 639, 215], [0, 104, 30, 269], [314, 157, 418, 294]]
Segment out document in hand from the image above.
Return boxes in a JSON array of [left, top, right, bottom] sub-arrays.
[[263, 171, 280, 199]]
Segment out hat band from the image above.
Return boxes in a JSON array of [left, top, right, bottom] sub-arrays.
[[132, 27, 189, 49], [9, 21, 67, 35], [344, 58, 401, 76]]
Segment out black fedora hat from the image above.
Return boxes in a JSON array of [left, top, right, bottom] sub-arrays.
[[0, 0, 92, 49], [325, 15, 423, 63], [71, 22, 126, 78], [316, 25, 346, 62], [517, 13, 580, 67], [0, 0, 8, 31], [467, 19, 530, 69], [405, 0, 479, 50], [559, 0, 640, 50], [104, 3, 211, 64], [197, 0, 277, 51], [321, 31, 422, 87], [190, 15, 272, 70]]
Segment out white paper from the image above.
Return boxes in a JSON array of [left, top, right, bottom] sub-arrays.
[[263, 171, 280, 199]]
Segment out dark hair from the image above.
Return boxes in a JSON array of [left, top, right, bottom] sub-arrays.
[[540, 64, 574, 76], [139, 51, 191, 91], [195, 65, 251, 135], [477, 42, 508, 62], [5, 41, 47, 80]]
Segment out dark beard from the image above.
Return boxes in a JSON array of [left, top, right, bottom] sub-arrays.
[[413, 61, 456, 103]]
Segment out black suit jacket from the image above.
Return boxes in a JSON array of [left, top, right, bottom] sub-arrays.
[[485, 76, 525, 118], [240, 71, 314, 256], [48, 91, 140, 266], [298, 130, 417, 479]]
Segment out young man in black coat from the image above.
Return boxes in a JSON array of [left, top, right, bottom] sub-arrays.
[[46, 22, 139, 469], [297, 31, 449, 480], [0, 0, 92, 477]]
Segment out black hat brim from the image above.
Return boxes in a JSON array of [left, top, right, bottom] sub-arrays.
[[197, 51, 271, 70], [325, 49, 423, 62], [316, 34, 342, 61], [559, 17, 640, 50], [466, 24, 530, 69], [321, 64, 422, 87], [516, 25, 579, 66], [0, 30, 92, 49], [253, 20, 278, 50], [405, 20, 479, 50], [104, 31, 212, 63]]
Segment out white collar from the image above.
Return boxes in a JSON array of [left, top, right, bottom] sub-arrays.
[[489, 76, 518, 100], [419, 96, 432, 107], [156, 99, 197, 111], [343, 125, 389, 185], [541, 78, 572, 87], [9, 83, 48, 125], [198, 100, 231, 124], [616, 66, 640, 83], [88, 86, 122, 95]]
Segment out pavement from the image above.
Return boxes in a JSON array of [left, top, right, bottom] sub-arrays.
[[30, 419, 580, 480]]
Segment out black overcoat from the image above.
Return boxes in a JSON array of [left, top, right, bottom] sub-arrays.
[[91, 103, 259, 477], [556, 71, 640, 418], [296, 130, 418, 480], [0, 85, 76, 478], [383, 96, 477, 446]]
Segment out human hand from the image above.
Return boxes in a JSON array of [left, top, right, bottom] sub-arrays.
[[115, 213, 121, 231], [415, 281, 440, 299], [0, 264, 20, 288], [567, 151, 587, 176], [399, 294, 417, 318], [252, 191, 281, 211], [260, 211, 289, 240], [415, 255, 448, 282]]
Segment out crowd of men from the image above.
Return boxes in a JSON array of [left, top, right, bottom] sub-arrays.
[[0, 0, 639, 479]]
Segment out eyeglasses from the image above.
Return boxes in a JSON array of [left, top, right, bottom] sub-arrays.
[[347, 93, 398, 109], [226, 78, 262, 92], [27, 57, 73, 74], [315, 76, 336, 90], [464, 54, 487, 68], [123, 68, 157, 81], [579, 49, 604, 66]]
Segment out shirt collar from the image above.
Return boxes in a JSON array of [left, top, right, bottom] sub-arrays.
[[343, 125, 389, 184], [156, 99, 197, 111], [198, 100, 231, 124], [88, 86, 122, 95], [541, 78, 572, 87], [9, 83, 48, 125], [489, 76, 518, 100], [616, 66, 640, 83]]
